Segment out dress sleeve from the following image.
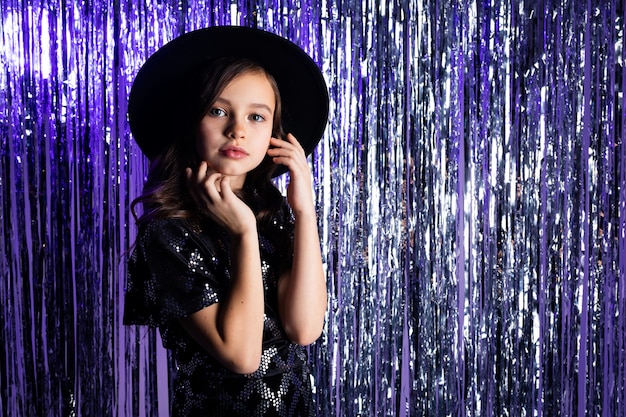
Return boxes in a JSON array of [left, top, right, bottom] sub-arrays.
[[123, 218, 227, 327]]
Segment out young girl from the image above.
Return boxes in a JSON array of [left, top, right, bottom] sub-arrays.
[[123, 27, 329, 416]]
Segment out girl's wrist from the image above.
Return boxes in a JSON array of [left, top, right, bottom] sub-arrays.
[[229, 221, 258, 239]]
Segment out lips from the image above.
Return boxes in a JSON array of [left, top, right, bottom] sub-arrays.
[[220, 145, 249, 159]]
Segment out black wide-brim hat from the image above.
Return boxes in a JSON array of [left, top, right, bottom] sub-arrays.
[[128, 26, 329, 167]]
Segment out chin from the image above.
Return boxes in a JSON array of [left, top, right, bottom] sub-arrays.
[[214, 166, 252, 178]]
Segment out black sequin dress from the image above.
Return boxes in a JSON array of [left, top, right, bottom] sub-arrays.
[[123, 199, 315, 417]]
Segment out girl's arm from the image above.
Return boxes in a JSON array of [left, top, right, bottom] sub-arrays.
[[179, 167, 265, 374], [268, 134, 327, 345]]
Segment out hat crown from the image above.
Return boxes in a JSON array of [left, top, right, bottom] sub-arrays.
[[129, 26, 329, 174]]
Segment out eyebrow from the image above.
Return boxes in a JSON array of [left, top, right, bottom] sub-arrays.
[[213, 98, 274, 114]]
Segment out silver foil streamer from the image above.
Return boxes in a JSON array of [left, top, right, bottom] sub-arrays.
[[1, 1, 624, 416]]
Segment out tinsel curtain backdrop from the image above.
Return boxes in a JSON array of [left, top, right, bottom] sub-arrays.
[[1, 0, 625, 416]]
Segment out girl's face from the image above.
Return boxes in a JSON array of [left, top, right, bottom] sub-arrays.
[[195, 71, 276, 189]]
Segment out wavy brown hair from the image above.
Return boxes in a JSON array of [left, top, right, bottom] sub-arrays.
[[131, 57, 287, 230]]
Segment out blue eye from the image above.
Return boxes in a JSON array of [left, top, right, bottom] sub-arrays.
[[209, 108, 226, 117], [250, 114, 265, 122]]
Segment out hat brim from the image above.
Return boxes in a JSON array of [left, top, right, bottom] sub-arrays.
[[128, 26, 329, 176]]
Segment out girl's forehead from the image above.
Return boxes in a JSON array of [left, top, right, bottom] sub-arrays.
[[212, 72, 277, 113], [223, 72, 274, 92]]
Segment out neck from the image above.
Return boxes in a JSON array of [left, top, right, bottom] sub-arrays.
[[228, 173, 246, 193]]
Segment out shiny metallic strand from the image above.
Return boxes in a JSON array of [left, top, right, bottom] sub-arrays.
[[0, 1, 624, 416]]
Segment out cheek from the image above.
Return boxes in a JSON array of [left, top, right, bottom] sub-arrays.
[[195, 124, 217, 151], [252, 126, 272, 148], [253, 138, 272, 163]]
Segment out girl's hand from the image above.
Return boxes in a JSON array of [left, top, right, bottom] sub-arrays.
[[267, 133, 315, 217], [186, 162, 256, 236]]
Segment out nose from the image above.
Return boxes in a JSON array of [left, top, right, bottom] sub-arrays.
[[227, 117, 246, 140]]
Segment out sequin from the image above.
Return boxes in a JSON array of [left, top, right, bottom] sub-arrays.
[[124, 198, 313, 416]]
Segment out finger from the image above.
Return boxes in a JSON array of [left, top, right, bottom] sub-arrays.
[[187, 166, 214, 208], [194, 161, 205, 181], [268, 143, 305, 161], [203, 172, 224, 202], [196, 161, 216, 181], [268, 146, 307, 167], [269, 135, 303, 151], [285, 133, 304, 151], [217, 175, 232, 197], [268, 137, 288, 150], [205, 172, 222, 183]]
